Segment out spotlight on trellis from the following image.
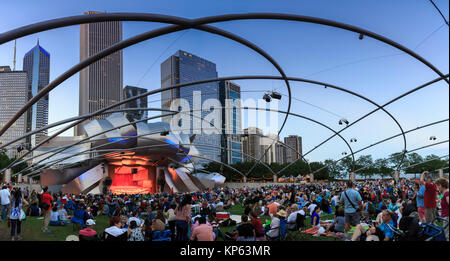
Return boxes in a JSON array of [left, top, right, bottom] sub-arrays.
[[429, 136, 437, 141], [359, 34, 364, 40], [263, 93, 272, 102], [342, 152, 348, 156], [339, 118, 349, 126], [350, 138, 357, 142], [270, 91, 282, 100]]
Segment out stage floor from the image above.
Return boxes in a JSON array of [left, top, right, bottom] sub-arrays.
[[109, 186, 151, 195]]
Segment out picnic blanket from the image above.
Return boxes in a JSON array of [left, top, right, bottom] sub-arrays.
[[301, 226, 334, 237]]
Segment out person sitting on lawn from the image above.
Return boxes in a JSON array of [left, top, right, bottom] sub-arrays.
[[104, 216, 127, 241], [249, 211, 265, 241], [190, 216, 214, 241], [311, 206, 322, 227], [49, 205, 64, 226], [351, 210, 394, 241], [79, 219, 97, 238], [235, 215, 255, 241], [265, 210, 285, 240], [151, 211, 166, 232], [58, 204, 70, 225], [127, 220, 145, 241], [126, 211, 143, 227], [326, 207, 345, 234]]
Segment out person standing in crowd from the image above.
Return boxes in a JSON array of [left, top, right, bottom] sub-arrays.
[[435, 178, 449, 241], [421, 171, 438, 223], [167, 204, 177, 241], [8, 189, 28, 241], [340, 181, 363, 232], [0, 185, 11, 222], [174, 194, 192, 241], [40, 186, 53, 232], [415, 182, 426, 223]]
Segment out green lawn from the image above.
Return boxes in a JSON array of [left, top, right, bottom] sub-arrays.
[[0, 204, 339, 241]]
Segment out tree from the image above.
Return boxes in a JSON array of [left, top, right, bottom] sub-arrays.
[[388, 152, 409, 173], [309, 161, 329, 180], [374, 158, 393, 177], [324, 159, 344, 179], [404, 153, 424, 174], [356, 155, 375, 179]]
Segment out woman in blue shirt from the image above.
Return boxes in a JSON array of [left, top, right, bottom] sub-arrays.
[[311, 206, 321, 227]]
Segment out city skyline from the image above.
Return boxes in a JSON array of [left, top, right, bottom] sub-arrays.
[[0, 0, 448, 163]]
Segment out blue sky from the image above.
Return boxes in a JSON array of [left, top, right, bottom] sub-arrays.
[[0, 0, 448, 162]]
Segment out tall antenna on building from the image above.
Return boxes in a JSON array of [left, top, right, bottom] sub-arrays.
[[13, 40, 16, 71]]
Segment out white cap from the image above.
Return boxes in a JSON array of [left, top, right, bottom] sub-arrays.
[[86, 219, 96, 226]]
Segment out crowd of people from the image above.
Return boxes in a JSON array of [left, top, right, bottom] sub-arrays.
[[0, 171, 448, 242]]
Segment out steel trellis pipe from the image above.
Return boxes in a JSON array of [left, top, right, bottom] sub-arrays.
[[3, 74, 383, 174], [12, 106, 316, 177], [311, 118, 449, 175], [353, 139, 449, 173], [1, 12, 448, 178], [403, 154, 449, 170], [280, 74, 449, 176], [28, 143, 248, 179]]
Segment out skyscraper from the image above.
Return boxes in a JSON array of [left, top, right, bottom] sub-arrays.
[[284, 135, 303, 163], [160, 50, 221, 164], [242, 127, 264, 162], [23, 40, 50, 146], [78, 11, 123, 135], [123, 85, 148, 123], [0, 68, 29, 156], [219, 80, 243, 164]]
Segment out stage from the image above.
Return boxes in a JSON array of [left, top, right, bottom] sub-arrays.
[[108, 164, 157, 195]]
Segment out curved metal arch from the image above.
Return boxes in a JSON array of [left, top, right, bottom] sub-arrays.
[[28, 143, 249, 179], [241, 106, 356, 174], [9, 104, 354, 178], [7, 105, 305, 173], [2, 11, 447, 137], [353, 139, 449, 173], [4, 74, 447, 178], [0, 24, 294, 181], [0, 14, 294, 150], [0, 12, 446, 89], [13, 105, 313, 177], [281, 74, 449, 176], [1, 12, 447, 180], [311, 118, 450, 175], [15, 106, 226, 174], [403, 154, 449, 171], [24, 139, 278, 179], [2, 73, 408, 175]]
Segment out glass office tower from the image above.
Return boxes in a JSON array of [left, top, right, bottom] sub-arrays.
[[23, 40, 50, 146], [123, 85, 148, 123], [219, 80, 243, 164], [161, 50, 221, 165], [0, 68, 29, 157]]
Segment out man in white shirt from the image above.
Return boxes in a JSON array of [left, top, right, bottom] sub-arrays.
[[287, 204, 305, 230], [0, 185, 11, 222], [308, 202, 317, 216], [126, 211, 143, 227]]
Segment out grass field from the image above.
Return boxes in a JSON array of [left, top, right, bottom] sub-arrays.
[[0, 205, 339, 241]]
